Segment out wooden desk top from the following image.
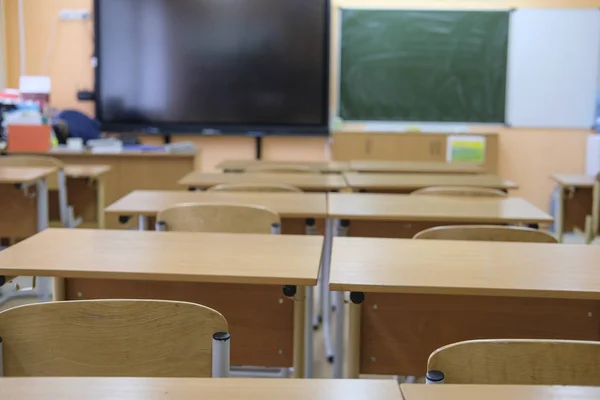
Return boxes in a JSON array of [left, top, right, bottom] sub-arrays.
[[217, 160, 350, 173], [0, 166, 57, 184], [106, 190, 327, 218], [0, 229, 323, 286], [551, 173, 596, 188], [179, 172, 348, 191], [0, 378, 401, 400], [330, 238, 600, 299], [350, 161, 485, 174], [64, 165, 111, 179], [344, 173, 517, 190], [400, 384, 600, 400], [328, 193, 553, 224], [17, 150, 196, 159]]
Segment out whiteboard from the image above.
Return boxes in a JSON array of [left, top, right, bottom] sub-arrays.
[[506, 9, 600, 129]]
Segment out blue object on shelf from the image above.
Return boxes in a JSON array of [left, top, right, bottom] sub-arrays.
[[54, 110, 101, 143]]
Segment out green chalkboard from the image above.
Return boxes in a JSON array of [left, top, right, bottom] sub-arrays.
[[339, 10, 509, 123]]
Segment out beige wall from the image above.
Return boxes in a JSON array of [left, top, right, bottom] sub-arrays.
[[0, 0, 7, 89], [4, 0, 596, 208]]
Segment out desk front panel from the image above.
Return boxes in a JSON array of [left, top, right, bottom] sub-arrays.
[[359, 292, 600, 376], [563, 187, 594, 233], [0, 184, 38, 238], [65, 279, 294, 368]]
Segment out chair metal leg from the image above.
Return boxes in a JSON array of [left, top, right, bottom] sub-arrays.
[[212, 332, 231, 377]]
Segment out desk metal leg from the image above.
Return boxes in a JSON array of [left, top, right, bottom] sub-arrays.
[[292, 285, 306, 378], [57, 169, 70, 227], [592, 179, 600, 242], [585, 215, 594, 245], [333, 290, 345, 378], [36, 178, 49, 232], [53, 278, 65, 301], [556, 185, 565, 243], [35, 178, 52, 301], [333, 219, 350, 379], [321, 218, 334, 363], [304, 219, 316, 378], [305, 286, 314, 378], [138, 215, 149, 231], [96, 177, 106, 229], [348, 292, 364, 379]]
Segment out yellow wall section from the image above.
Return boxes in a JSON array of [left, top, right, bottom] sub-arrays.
[[4, 0, 596, 208], [5, 0, 94, 114]]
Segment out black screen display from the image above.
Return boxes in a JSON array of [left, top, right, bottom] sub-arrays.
[[95, 0, 329, 134]]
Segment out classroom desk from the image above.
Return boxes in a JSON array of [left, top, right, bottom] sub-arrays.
[[49, 165, 111, 229], [179, 172, 348, 192], [105, 190, 328, 375], [217, 160, 350, 174], [16, 151, 196, 228], [400, 384, 600, 400], [0, 167, 56, 237], [328, 193, 553, 238], [0, 378, 401, 400], [0, 229, 323, 378], [551, 174, 598, 243], [349, 161, 486, 174], [105, 190, 327, 234], [330, 238, 600, 378], [343, 172, 517, 193]]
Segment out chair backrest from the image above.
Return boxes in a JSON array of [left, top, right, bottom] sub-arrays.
[[413, 225, 557, 243], [157, 202, 280, 234], [245, 164, 315, 173], [428, 339, 600, 385], [207, 183, 303, 193], [0, 155, 64, 168], [411, 186, 507, 198], [0, 299, 228, 377]]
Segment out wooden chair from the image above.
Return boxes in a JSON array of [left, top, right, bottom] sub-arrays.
[[0, 299, 230, 377], [413, 225, 558, 243], [411, 186, 507, 198], [245, 164, 315, 173], [0, 155, 78, 228], [207, 183, 303, 193], [156, 203, 281, 234], [427, 339, 600, 385]]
